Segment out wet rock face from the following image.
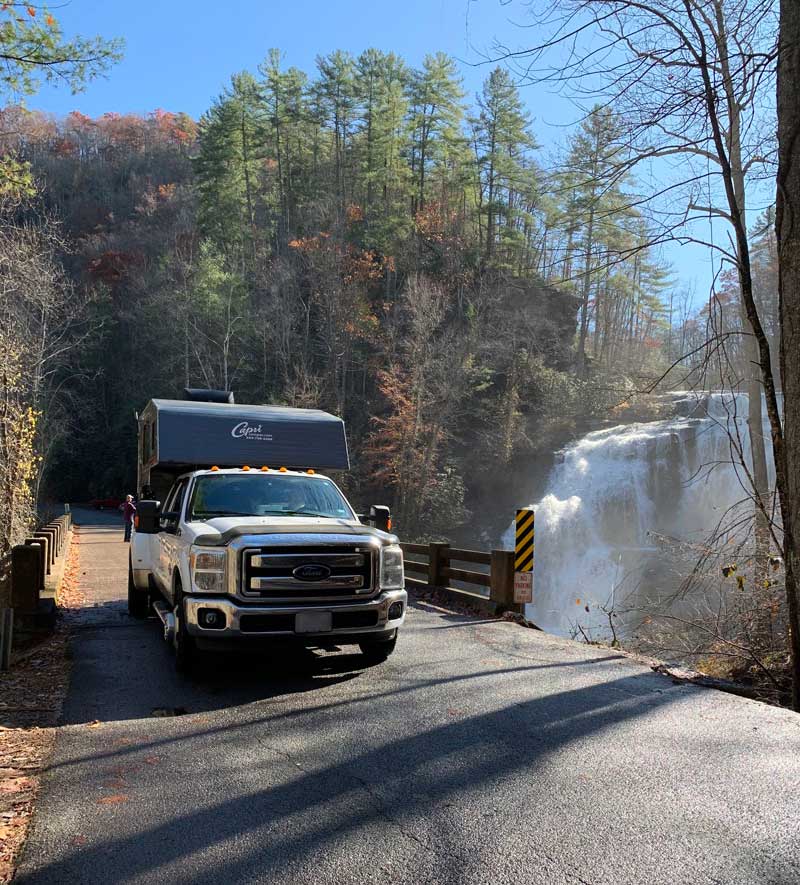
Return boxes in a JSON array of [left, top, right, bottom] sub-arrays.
[[495, 277, 582, 371]]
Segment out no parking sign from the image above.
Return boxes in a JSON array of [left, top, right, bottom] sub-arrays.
[[514, 508, 534, 604]]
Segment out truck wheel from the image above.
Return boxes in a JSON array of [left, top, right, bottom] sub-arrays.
[[359, 633, 397, 663], [127, 558, 148, 619], [172, 585, 196, 674]]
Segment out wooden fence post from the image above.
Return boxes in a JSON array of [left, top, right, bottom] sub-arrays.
[[490, 550, 516, 611], [428, 543, 449, 589]]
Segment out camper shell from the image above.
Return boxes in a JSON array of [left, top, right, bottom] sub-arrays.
[[137, 399, 350, 500], [130, 392, 403, 672]]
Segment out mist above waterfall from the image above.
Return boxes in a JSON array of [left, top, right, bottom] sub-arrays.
[[504, 392, 774, 637]]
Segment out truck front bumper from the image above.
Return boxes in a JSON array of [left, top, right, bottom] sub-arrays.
[[183, 589, 407, 644]]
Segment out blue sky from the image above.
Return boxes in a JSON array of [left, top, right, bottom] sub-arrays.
[[27, 0, 717, 299]]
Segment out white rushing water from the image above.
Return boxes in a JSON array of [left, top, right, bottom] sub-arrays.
[[503, 392, 774, 637]]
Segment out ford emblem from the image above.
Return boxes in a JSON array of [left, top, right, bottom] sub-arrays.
[[293, 564, 332, 582]]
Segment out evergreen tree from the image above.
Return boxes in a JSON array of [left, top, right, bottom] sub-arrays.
[[562, 106, 630, 375], [353, 48, 411, 249], [259, 49, 310, 250], [408, 53, 466, 214], [313, 50, 358, 215], [472, 67, 537, 266], [194, 72, 266, 267]]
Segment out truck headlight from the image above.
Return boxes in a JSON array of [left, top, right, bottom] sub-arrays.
[[379, 545, 404, 590], [190, 548, 226, 594]]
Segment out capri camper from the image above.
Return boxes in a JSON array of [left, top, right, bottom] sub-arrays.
[[129, 390, 405, 672]]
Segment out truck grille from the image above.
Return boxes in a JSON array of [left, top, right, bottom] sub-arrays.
[[241, 545, 375, 602]]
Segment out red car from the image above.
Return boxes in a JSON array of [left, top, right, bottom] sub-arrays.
[[89, 497, 123, 511]]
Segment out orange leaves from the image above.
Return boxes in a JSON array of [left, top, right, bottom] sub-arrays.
[[343, 248, 387, 285], [289, 233, 393, 288], [150, 109, 197, 146], [26, 6, 35, 17], [288, 235, 320, 253], [45, 13, 55, 26], [97, 795, 128, 805], [414, 200, 462, 248], [87, 250, 143, 284], [346, 203, 364, 223]]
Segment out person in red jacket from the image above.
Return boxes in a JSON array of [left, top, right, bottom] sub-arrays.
[[121, 495, 137, 542]]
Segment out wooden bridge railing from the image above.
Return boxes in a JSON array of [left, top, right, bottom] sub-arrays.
[[401, 542, 519, 614]]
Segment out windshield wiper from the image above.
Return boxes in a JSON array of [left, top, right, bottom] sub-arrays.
[[192, 510, 255, 518], [279, 510, 340, 519]]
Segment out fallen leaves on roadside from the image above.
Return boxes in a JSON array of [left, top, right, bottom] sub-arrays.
[[96, 794, 128, 805], [0, 531, 80, 883]]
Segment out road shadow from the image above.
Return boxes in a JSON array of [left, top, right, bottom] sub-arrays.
[[58, 595, 635, 726], [19, 667, 697, 885], [58, 597, 397, 724]]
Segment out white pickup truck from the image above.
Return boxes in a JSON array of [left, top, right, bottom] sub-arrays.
[[128, 394, 406, 672]]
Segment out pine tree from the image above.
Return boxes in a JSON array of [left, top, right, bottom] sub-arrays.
[[562, 106, 630, 376], [259, 49, 309, 250], [472, 67, 537, 267], [194, 72, 266, 268], [353, 48, 411, 249], [313, 50, 357, 215], [408, 53, 466, 215]]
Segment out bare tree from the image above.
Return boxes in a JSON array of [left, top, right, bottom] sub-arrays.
[[776, 0, 800, 709], [495, 0, 800, 707]]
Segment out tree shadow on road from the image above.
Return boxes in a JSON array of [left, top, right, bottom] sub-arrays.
[[18, 666, 699, 885]]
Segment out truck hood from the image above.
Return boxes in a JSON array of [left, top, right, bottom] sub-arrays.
[[187, 516, 398, 547]]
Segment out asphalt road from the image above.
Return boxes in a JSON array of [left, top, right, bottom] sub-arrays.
[[15, 512, 800, 885]]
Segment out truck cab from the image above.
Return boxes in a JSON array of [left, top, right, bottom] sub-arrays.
[[128, 393, 406, 671]]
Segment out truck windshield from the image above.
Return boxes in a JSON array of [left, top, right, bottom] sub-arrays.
[[187, 474, 355, 521]]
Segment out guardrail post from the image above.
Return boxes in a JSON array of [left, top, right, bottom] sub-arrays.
[[32, 533, 52, 573], [0, 608, 13, 670], [38, 527, 57, 564], [490, 550, 516, 611], [428, 543, 449, 589], [24, 539, 46, 589], [12, 544, 41, 612]]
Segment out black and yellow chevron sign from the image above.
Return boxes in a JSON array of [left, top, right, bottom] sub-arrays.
[[515, 508, 535, 572]]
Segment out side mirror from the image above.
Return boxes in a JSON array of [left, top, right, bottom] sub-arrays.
[[369, 505, 392, 533], [134, 500, 161, 534]]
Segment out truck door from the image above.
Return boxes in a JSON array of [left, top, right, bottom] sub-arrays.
[[157, 480, 188, 596]]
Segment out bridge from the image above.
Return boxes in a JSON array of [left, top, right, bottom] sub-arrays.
[[5, 511, 800, 885]]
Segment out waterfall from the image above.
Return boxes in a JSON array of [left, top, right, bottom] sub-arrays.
[[503, 392, 774, 637]]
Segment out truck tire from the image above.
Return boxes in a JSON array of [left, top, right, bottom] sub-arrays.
[[359, 632, 397, 663], [172, 581, 196, 674], [127, 558, 149, 619]]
